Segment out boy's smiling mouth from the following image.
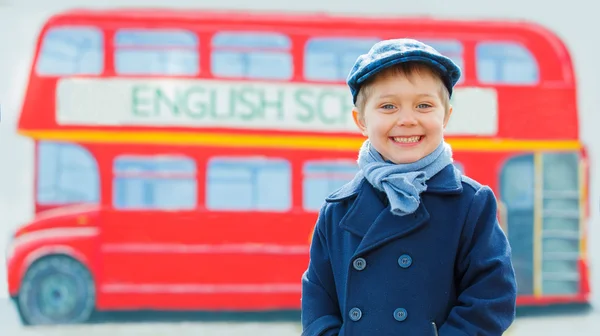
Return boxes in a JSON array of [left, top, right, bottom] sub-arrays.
[[390, 136, 424, 145]]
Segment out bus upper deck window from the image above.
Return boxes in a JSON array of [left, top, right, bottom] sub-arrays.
[[304, 37, 380, 82], [420, 39, 465, 83], [115, 29, 199, 75], [36, 26, 103, 76], [476, 41, 539, 84], [211, 31, 292, 80]]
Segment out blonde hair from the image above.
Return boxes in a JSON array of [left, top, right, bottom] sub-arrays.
[[354, 62, 451, 115]]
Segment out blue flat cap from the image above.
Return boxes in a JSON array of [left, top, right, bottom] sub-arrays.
[[346, 38, 462, 105]]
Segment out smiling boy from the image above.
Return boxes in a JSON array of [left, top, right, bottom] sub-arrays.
[[301, 39, 517, 335]]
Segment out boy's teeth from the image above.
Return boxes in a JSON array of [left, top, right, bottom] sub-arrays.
[[393, 136, 421, 143]]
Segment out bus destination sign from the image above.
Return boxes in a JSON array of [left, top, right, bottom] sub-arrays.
[[56, 78, 498, 135]]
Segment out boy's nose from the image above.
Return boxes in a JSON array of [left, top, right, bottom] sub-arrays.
[[395, 113, 418, 126]]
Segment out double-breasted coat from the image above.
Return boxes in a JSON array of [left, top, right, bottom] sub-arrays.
[[301, 164, 517, 336]]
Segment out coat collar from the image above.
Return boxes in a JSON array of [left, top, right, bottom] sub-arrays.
[[326, 164, 463, 257]]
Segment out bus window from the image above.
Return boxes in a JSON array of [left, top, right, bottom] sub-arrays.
[[206, 157, 291, 211], [303, 160, 358, 211], [114, 29, 199, 75], [476, 41, 539, 84], [420, 39, 464, 83], [113, 155, 197, 210], [541, 153, 580, 245], [304, 37, 380, 82], [211, 31, 292, 80], [542, 152, 579, 196], [37, 141, 99, 204], [453, 161, 465, 174], [36, 26, 103, 76]]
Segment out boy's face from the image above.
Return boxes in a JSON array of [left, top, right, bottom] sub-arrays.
[[352, 67, 452, 164]]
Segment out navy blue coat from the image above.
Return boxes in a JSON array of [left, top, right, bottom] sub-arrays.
[[301, 164, 517, 336]]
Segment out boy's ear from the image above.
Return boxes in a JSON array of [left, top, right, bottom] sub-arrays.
[[352, 108, 368, 136], [443, 105, 453, 129]]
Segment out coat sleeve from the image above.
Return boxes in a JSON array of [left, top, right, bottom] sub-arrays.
[[438, 185, 517, 336], [301, 203, 342, 336]]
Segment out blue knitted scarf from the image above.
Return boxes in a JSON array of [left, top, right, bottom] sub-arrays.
[[357, 139, 453, 216]]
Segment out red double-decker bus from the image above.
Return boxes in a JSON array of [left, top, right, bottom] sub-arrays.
[[6, 9, 590, 325]]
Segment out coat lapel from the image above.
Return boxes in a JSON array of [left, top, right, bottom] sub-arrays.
[[337, 176, 388, 238], [334, 164, 463, 257], [356, 201, 430, 256]]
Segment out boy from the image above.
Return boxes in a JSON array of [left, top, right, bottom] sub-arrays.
[[301, 39, 517, 336]]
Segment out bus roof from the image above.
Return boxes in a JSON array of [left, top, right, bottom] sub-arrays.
[[49, 8, 565, 42], [45, 8, 554, 30]]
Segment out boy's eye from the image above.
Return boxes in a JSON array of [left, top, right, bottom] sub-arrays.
[[381, 104, 396, 109], [417, 103, 433, 109]]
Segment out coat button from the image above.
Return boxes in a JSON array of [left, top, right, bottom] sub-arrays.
[[398, 254, 412, 268], [393, 308, 408, 321], [349, 307, 362, 321], [353, 257, 366, 271]]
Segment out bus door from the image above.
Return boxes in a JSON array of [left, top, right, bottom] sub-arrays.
[[500, 154, 535, 296], [538, 152, 582, 296], [500, 152, 582, 298]]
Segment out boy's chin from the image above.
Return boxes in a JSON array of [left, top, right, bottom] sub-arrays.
[[386, 154, 423, 165], [385, 144, 441, 164]]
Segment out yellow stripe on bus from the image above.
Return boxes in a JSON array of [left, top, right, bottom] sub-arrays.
[[19, 129, 582, 152]]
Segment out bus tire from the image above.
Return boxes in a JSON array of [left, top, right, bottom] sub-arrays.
[[16, 255, 96, 325]]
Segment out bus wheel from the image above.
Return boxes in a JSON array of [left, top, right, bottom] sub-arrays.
[[17, 255, 95, 325]]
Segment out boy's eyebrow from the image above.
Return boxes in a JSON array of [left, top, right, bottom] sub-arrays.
[[375, 94, 397, 100], [416, 93, 440, 100], [375, 93, 440, 100]]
